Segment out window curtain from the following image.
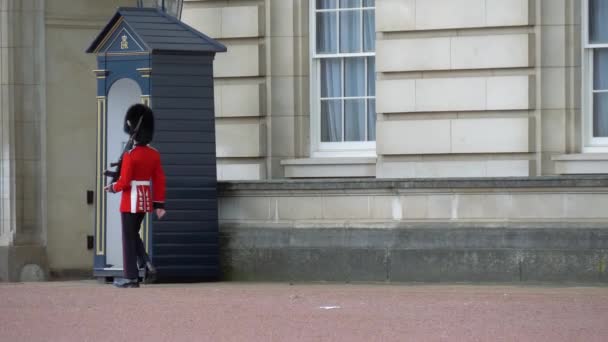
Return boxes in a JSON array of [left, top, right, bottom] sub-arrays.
[[594, 49, 608, 137], [321, 60, 342, 141], [590, 0, 608, 137], [590, 0, 608, 43]]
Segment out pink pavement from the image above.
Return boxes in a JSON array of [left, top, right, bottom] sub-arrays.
[[1, 282, 608, 341]]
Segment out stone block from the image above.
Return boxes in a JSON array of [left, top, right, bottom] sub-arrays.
[[541, 25, 566, 67], [415, 77, 486, 112], [520, 250, 603, 282], [271, 76, 295, 115], [219, 196, 272, 221], [455, 194, 511, 220], [541, 110, 566, 152], [278, 196, 324, 220], [451, 117, 530, 153], [345, 229, 396, 249], [270, 0, 294, 37], [426, 194, 454, 219], [289, 248, 348, 282], [413, 160, 487, 178], [401, 195, 429, 219], [486, 0, 533, 26], [416, 0, 485, 30], [221, 6, 260, 38], [376, 0, 415, 32], [289, 228, 346, 248], [376, 79, 415, 113], [253, 248, 290, 281], [270, 36, 294, 76], [486, 160, 531, 177], [376, 37, 450, 72], [486, 76, 533, 110], [220, 228, 290, 250], [214, 43, 261, 78], [216, 83, 263, 118], [377, 120, 451, 155], [283, 160, 376, 178], [181, 6, 221, 38], [220, 248, 257, 281], [541, 0, 566, 25], [217, 163, 262, 181], [509, 193, 565, 219], [564, 194, 608, 219], [215, 120, 263, 157], [541, 68, 566, 109], [370, 196, 400, 220], [389, 249, 520, 282], [451, 34, 532, 70], [347, 249, 388, 282], [323, 196, 370, 219], [271, 115, 295, 157]]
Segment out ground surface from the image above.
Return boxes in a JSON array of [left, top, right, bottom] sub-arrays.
[[1, 282, 607, 341]]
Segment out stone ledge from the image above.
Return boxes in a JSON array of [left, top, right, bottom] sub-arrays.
[[281, 158, 376, 178], [553, 154, 608, 175], [219, 175, 608, 192]]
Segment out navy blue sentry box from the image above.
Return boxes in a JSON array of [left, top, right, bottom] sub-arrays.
[[86, 7, 226, 282]]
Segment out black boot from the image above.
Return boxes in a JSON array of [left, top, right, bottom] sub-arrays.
[[143, 261, 157, 284], [113, 277, 139, 288]]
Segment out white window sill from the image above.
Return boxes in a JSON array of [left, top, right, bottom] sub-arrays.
[[281, 157, 377, 178], [552, 153, 608, 174]]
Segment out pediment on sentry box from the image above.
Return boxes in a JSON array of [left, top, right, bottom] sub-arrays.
[[95, 20, 147, 54]]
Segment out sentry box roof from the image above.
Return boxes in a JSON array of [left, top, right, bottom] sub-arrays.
[[86, 7, 227, 54]]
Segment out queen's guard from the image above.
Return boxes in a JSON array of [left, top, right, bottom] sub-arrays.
[[105, 104, 166, 288]]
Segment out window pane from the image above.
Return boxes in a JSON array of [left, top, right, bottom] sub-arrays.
[[594, 93, 608, 137], [340, 0, 360, 8], [345, 57, 365, 97], [316, 12, 337, 54], [322, 100, 343, 142], [589, 0, 608, 44], [363, 9, 375, 52], [367, 99, 376, 141], [363, 0, 374, 6], [316, 0, 337, 9], [345, 99, 365, 141], [367, 57, 375, 96], [340, 11, 361, 53], [321, 59, 342, 98], [594, 49, 608, 90]]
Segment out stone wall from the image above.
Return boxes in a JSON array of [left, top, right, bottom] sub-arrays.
[[374, 0, 536, 178], [218, 177, 608, 282], [44, 0, 132, 275]]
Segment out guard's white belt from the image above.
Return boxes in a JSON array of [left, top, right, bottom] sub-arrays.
[[131, 180, 151, 186]]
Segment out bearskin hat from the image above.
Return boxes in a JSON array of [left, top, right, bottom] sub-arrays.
[[124, 103, 154, 145]]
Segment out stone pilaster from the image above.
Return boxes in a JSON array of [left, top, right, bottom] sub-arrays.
[[0, 0, 47, 281]]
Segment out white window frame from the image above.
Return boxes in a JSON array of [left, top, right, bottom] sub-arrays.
[[582, 0, 608, 152], [309, 0, 376, 158]]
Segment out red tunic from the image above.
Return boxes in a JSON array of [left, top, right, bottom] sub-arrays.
[[111, 145, 166, 213]]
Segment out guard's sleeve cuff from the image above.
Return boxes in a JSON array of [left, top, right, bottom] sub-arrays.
[[153, 202, 165, 209]]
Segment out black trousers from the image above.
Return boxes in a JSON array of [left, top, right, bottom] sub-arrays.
[[121, 212, 149, 279]]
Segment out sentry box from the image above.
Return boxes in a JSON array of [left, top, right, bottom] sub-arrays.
[[86, 7, 226, 282]]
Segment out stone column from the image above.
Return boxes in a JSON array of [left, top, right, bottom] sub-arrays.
[[0, 0, 47, 282]]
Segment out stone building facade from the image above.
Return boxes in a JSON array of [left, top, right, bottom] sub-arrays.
[[2, 0, 608, 282]]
